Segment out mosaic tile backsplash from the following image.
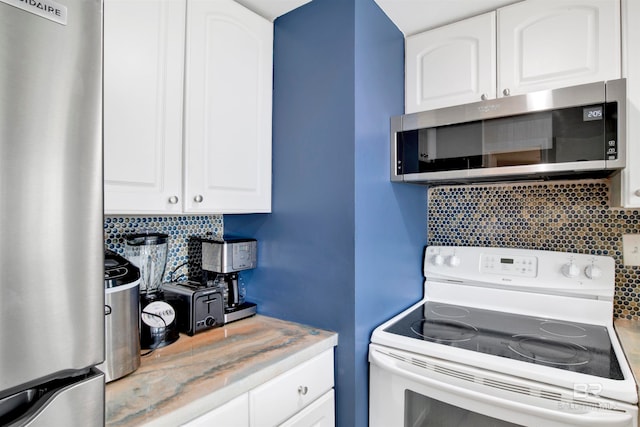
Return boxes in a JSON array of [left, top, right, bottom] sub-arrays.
[[427, 179, 640, 320], [104, 215, 223, 282]]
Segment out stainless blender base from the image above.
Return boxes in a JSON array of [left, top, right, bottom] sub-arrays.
[[224, 302, 257, 323]]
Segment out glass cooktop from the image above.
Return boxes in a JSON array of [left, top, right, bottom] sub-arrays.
[[384, 302, 624, 380]]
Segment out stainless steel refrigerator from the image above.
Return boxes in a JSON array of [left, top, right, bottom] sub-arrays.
[[0, 0, 104, 425]]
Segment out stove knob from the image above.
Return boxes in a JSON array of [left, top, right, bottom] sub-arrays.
[[432, 254, 444, 266], [447, 255, 461, 267], [562, 262, 580, 278], [584, 264, 602, 279]]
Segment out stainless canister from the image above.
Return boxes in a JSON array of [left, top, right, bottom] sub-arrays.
[[100, 250, 141, 383]]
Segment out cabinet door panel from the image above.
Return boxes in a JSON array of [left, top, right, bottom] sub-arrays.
[[279, 390, 335, 427], [184, 0, 273, 213], [249, 349, 334, 427], [104, 0, 185, 214], [619, 0, 640, 206], [405, 12, 496, 113], [498, 0, 621, 97], [182, 393, 249, 427]]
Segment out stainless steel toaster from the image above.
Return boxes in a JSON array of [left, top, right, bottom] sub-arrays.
[[162, 281, 224, 336]]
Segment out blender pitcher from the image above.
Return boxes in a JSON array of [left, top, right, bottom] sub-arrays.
[[124, 232, 168, 296]]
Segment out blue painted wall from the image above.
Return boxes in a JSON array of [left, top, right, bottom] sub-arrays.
[[225, 0, 426, 425]]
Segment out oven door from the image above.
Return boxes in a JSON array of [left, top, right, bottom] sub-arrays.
[[369, 344, 637, 427]]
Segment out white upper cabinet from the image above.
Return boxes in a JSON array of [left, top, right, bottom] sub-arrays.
[[405, 12, 496, 114], [404, 0, 621, 113], [616, 0, 640, 207], [103, 0, 185, 214], [184, 0, 273, 213], [498, 0, 621, 97], [104, 0, 276, 215]]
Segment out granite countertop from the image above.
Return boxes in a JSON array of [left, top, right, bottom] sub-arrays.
[[106, 315, 338, 427], [615, 319, 640, 391]]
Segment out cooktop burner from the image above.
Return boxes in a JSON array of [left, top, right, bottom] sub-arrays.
[[384, 301, 624, 380], [508, 335, 590, 366], [410, 319, 478, 342]]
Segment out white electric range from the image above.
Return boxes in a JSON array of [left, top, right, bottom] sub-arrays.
[[369, 246, 638, 427]]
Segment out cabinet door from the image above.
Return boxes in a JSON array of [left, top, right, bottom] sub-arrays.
[[182, 393, 249, 427], [618, 0, 640, 206], [405, 12, 496, 113], [498, 0, 621, 97], [184, 0, 273, 213], [249, 349, 334, 427], [103, 0, 185, 214], [279, 390, 335, 427]]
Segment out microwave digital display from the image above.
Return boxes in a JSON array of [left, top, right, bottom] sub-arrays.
[[583, 106, 604, 121]]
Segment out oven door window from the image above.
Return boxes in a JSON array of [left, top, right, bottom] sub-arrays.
[[405, 390, 522, 427], [397, 103, 615, 174]]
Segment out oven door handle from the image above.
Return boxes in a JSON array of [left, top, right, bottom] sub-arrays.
[[370, 350, 634, 427]]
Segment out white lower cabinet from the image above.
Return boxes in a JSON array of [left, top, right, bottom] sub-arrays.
[[249, 349, 334, 427], [184, 393, 250, 427], [182, 349, 335, 427], [279, 390, 334, 427]]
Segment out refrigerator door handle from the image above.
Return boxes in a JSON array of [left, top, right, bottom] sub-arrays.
[[0, 389, 38, 423], [0, 370, 104, 427]]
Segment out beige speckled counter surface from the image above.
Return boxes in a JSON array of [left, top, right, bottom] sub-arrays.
[[615, 319, 640, 394], [106, 315, 338, 427]]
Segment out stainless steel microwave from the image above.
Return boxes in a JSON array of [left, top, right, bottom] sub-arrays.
[[391, 79, 626, 184]]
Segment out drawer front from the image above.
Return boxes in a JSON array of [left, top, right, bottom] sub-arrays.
[[182, 393, 249, 427], [279, 389, 335, 427], [249, 349, 334, 427]]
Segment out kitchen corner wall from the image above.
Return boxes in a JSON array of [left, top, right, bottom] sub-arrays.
[[427, 179, 640, 320], [224, 1, 425, 426], [103, 215, 223, 282]]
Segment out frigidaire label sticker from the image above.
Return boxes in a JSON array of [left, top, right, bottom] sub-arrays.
[[0, 0, 68, 25]]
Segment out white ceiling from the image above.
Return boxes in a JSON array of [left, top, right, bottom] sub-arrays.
[[374, 0, 523, 36], [234, 0, 312, 21]]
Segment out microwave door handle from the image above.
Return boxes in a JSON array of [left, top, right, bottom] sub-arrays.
[[370, 350, 633, 427]]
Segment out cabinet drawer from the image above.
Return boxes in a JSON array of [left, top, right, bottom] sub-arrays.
[[249, 349, 334, 427], [279, 389, 335, 427], [182, 393, 249, 427]]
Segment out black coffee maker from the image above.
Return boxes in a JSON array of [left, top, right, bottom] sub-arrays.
[[200, 237, 257, 323]]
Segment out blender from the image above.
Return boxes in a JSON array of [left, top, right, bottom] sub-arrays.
[[125, 232, 179, 349]]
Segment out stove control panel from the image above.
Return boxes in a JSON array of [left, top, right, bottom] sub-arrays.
[[480, 254, 537, 277], [424, 246, 616, 300]]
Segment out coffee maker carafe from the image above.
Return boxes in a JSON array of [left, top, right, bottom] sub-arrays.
[[125, 232, 179, 349], [201, 237, 257, 323]]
